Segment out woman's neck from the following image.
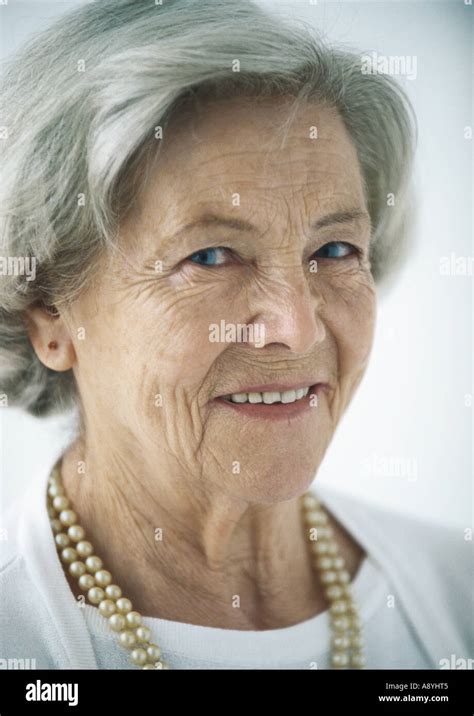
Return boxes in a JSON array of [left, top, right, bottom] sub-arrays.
[[58, 440, 365, 630]]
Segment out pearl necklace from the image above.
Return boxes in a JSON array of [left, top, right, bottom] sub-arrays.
[[47, 463, 365, 669]]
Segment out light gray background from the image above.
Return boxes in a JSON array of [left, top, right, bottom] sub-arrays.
[[0, 0, 472, 528]]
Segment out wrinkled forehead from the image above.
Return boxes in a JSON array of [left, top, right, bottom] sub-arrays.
[[128, 96, 367, 239], [149, 98, 361, 201]]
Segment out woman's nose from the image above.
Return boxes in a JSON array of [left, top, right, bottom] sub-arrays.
[[247, 266, 326, 354]]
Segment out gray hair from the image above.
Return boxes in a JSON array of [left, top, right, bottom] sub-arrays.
[[0, 0, 417, 417]]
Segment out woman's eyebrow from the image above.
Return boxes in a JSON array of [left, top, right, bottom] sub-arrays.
[[168, 208, 369, 243], [311, 209, 370, 231], [170, 214, 257, 241]]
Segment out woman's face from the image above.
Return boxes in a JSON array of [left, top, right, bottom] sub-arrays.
[[66, 96, 376, 503]]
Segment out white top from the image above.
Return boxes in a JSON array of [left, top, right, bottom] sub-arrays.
[[0, 453, 472, 670], [82, 557, 431, 670]]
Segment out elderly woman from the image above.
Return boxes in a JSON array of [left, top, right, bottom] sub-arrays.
[[0, 0, 470, 671]]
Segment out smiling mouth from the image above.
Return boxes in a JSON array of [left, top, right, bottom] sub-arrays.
[[211, 382, 329, 420], [219, 385, 313, 405]]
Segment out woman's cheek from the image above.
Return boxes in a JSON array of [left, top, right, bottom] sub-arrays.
[[320, 270, 377, 364], [165, 264, 253, 324], [132, 292, 227, 390]]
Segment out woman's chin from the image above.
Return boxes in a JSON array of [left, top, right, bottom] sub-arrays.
[[229, 465, 320, 504]]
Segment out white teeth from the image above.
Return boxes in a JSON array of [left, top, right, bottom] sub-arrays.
[[230, 393, 248, 403], [226, 386, 312, 404], [263, 392, 280, 404]]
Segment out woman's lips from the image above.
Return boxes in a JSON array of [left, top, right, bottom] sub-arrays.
[[212, 383, 328, 421]]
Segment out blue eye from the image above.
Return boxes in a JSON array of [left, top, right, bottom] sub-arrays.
[[314, 241, 357, 259], [188, 247, 229, 266]]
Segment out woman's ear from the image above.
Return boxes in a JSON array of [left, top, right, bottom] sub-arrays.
[[24, 304, 76, 372]]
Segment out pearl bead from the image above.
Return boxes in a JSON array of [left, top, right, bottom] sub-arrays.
[[347, 599, 358, 612], [105, 584, 122, 601], [146, 644, 162, 662], [85, 555, 103, 573], [51, 519, 62, 533], [61, 547, 78, 563], [126, 611, 142, 628], [78, 574, 95, 591], [69, 561, 86, 577], [130, 648, 148, 666], [48, 484, 64, 498], [53, 495, 69, 511], [337, 570, 350, 584], [116, 598, 132, 614], [142, 663, 157, 670], [316, 526, 333, 540], [98, 599, 117, 618], [55, 533, 70, 548], [135, 626, 151, 643], [326, 542, 338, 555], [325, 585, 344, 600], [108, 613, 126, 632], [350, 651, 366, 668], [87, 586, 105, 604], [303, 510, 318, 525], [332, 616, 351, 631], [316, 556, 333, 570], [332, 635, 350, 650], [118, 630, 137, 649], [351, 634, 364, 649], [59, 509, 77, 527], [330, 600, 348, 615], [301, 495, 319, 510], [320, 570, 337, 584], [76, 540, 93, 558], [95, 569, 112, 587], [311, 541, 329, 555], [331, 651, 349, 668], [304, 510, 327, 525], [68, 524, 85, 542]]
